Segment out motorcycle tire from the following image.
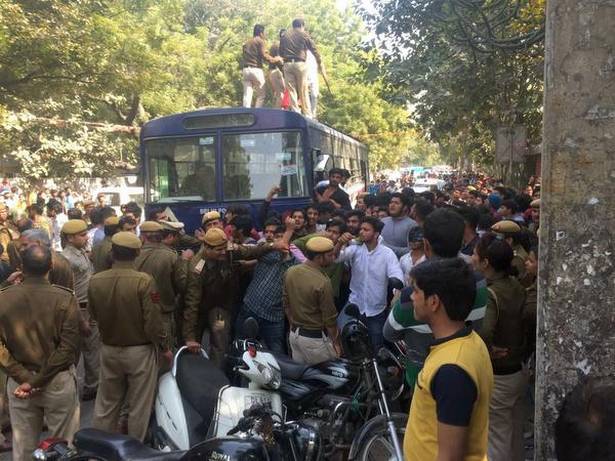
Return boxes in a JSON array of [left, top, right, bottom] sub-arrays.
[[354, 413, 407, 461]]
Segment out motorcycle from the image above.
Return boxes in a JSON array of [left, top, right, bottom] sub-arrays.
[[32, 405, 280, 461], [229, 305, 407, 461]]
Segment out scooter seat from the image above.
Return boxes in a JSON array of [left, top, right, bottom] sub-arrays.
[[274, 354, 310, 380], [176, 352, 230, 446], [74, 428, 185, 460]]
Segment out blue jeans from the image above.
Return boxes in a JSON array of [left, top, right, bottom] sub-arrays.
[[235, 308, 287, 356], [364, 310, 388, 353]]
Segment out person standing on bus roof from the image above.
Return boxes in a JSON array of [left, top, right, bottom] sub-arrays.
[[280, 18, 322, 118], [241, 24, 284, 108], [315, 168, 352, 211], [269, 30, 286, 108]]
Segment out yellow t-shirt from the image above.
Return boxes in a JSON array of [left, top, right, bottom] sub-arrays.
[[404, 330, 493, 461]]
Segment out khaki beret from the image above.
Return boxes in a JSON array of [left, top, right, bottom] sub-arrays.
[[202, 227, 228, 247], [491, 220, 521, 235], [140, 221, 163, 232], [159, 220, 184, 231], [202, 210, 221, 225], [306, 236, 334, 253], [112, 231, 142, 249], [530, 199, 541, 209], [104, 216, 120, 226], [61, 219, 88, 235]]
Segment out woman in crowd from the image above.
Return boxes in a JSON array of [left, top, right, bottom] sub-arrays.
[[472, 233, 527, 461]]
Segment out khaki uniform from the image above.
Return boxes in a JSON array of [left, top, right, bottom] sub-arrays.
[[0, 277, 80, 461], [480, 273, 527, 461], [62, 244, 99, 396], [183, 243, 273, 366], [0, 223, 18, 263], [283, 264, 338, 365], [135, 242, 184, 350], [88, 261, 165, 441], [511, 244, 528, 284], [91, 236, 113, 274], [3, 249, 73, 290], [279, 28, 321, 117]]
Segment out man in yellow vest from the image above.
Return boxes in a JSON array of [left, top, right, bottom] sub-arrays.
[[404, 258, 493, 461]]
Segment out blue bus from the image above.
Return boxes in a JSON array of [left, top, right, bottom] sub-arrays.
[[141, 108, 368, 231]]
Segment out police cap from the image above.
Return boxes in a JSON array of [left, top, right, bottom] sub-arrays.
[[202, 211, 221, 225], [104, 216, 120, 226], [491, 220, 521, 235], [159, 221, 184, 232], [306, 236, 334, 253], [61, 219, 88, 235], [140, 221, 163, 232], [202, 227, 227, 247], [112, 231, 142, 249]]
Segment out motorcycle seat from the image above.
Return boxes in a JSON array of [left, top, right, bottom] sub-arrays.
[[274, 354, 310, 380], [74, 428, 185, 461]]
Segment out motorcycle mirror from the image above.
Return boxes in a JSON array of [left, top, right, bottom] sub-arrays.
[[345, 304, 361, 318], [242, 317, 260, 339]]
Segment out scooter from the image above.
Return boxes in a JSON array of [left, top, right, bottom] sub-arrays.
[[151, 339, 283, 450]]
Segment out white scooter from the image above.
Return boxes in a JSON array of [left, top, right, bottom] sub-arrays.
[[151, 339, 283, 451]]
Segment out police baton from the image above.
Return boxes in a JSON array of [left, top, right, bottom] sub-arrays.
[[320, 65, 333, 96]]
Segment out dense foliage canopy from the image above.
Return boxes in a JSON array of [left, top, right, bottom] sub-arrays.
[[0, 0, 435, 179], [362, 0, 545, 170]]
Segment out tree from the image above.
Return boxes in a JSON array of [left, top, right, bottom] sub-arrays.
[[0, 0, 424, 179], [362, 0, 545, 170]]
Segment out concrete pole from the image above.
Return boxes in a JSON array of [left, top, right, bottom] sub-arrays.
[[536, 1, 615, 459]]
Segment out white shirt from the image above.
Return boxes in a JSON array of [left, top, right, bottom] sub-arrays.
[[338, 237, 404, 317], [400, 252, 427, 286], [51, 213, 68, 252]]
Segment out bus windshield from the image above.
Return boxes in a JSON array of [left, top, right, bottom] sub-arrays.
[[146, 131, 307, 202]]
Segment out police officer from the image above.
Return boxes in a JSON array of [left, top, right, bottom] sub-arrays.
[[91, 216, 120, 273], [283, 236, 341, 365], [491, 220, 529, 282], [241, 24, 284, 108], [88, 232, 168, 441], [0, 245, 80, 461], [135, 221, 184, 350], [183, 227, 287, 365], [4, 229, 73, 290], [279, 18, 322, 117], [61, 219, 99, 400], [0, 203, 18, 263]]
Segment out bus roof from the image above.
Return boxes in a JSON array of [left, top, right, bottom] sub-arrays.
[[140, 107, 366, 147]]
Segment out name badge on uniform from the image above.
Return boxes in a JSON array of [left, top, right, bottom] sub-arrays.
[[194, 259, 205, 274]]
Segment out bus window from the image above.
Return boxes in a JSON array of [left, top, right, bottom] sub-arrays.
[[146, 136, 217, 202], [222, 131, 307, 200]]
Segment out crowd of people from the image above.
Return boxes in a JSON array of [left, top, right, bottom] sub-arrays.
[[0, 168, 602, 461]]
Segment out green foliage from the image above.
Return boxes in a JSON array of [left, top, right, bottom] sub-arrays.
[[363, 0, 545, 169], [0, 0, 427, 180]]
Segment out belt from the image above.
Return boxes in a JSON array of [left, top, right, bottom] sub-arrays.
[[285, 58, 305, 63], [493, 363, 523, 375], [292, 326, 325, 339]]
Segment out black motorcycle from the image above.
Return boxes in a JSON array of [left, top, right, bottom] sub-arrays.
[[231, 305, 407, 461], [32, 405, 282, 461]]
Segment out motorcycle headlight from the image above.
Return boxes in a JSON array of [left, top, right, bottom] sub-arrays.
[[256, 362, 282, 389], [32, 449, 48, 461]]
